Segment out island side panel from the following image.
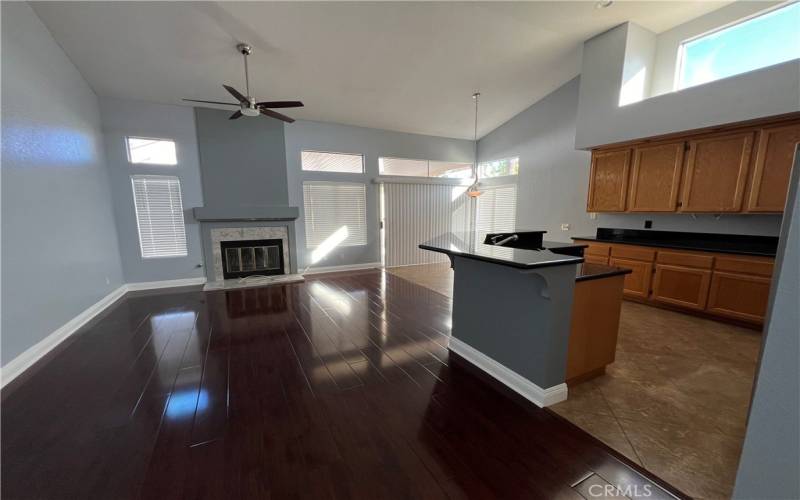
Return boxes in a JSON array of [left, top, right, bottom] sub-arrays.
[[449, 256, 577, 390]]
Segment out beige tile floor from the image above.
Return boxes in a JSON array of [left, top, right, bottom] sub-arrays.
[[386, 263, 762, 500]]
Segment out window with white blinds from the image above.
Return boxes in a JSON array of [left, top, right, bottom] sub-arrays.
[[131, 175, 188, 258], [301, 151, 364, 173], [475, 184, 517, 250], [303, 182, 367, 249], [379, 157, 473, 178]]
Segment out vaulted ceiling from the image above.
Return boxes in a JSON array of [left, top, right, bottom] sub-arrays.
[[32, 1, 729, 139]]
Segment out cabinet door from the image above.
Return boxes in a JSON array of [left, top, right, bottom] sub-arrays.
[[609, 257, 652, 299], [707, 272, 771, 323], [746, 122, 800, 212], [587, 149, 631, 212], [651, 264, 712, 311], [680, 131, 754, 212], [628, 142, 684, 212]]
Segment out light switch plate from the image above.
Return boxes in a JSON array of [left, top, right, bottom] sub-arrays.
[[561, 223, 570, 231]]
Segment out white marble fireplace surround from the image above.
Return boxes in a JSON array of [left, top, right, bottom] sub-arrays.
[[210, 226, 291, 282]]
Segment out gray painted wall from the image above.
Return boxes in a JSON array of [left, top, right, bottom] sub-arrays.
[[195, 108, 288, 208], [733, 152, 800, 499], [284, 120, 474, 269], [477, 77, 782, 242], [575, 22, 800, 150], [99, 98, 206, 283], [1, 2, 124, 365]]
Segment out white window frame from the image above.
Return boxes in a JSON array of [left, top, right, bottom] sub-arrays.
[[673, 2, 799, 91], [131, 175, 188, 259], [125, 136, 178, 166], [301, 150, 365, 174]]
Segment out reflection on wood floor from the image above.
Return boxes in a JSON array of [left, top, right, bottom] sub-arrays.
[[386, 262, 760, 500], [1, 270, 685, 499]]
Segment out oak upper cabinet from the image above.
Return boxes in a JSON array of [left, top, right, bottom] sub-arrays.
[[680, 131, 755, 212], [627, 142, 685, 212], [746, 122, 800, 212], [587, 149, 630, 212]]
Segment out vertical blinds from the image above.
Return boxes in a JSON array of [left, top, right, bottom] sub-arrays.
[[301, 151, 364, 173], [131, 175, 187, 258], [303, 181, 368, 248], [475, 184, 518, 251], [383, 183, 473, 267]]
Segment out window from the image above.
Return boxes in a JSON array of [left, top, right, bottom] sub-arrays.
[[126, 137, 177, 165], [475, 184, 518, 251], [379, 157, 473, 178], [478, 157, 519, 178], [303, 182, 367, 252], [677, 2, 800, 90], [131, 175, 187, 258], [301, 151, 364, 173]]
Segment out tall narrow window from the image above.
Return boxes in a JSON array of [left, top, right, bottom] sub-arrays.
[[677, 2, 800, 90], [301, 151, 364, 173], [475, 184, 518, 249], [131, 175, 187, 258], [126, 137, 177, 165], [303, 182, 367, 251]]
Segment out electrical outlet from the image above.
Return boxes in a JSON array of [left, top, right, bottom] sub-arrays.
[[105, 276, 111, 285], [644, 220, 653, 229], [561, 223, 570, 231], [589, 212, 597, 220]]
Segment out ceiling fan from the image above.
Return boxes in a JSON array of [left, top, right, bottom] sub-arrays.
[[183, 43, 303, 123]]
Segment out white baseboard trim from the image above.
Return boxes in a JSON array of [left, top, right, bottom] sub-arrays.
[[303, 261, 383, 275], [125, 277, 207, 292], [448, 337, 568, 408], [1, 277, 208, 388], [1, 285, 127, 388]]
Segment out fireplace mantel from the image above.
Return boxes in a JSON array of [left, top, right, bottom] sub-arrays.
[[192, 206, 299, 222]]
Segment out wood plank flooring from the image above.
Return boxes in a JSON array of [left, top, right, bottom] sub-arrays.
[[2, 270, 686, 499]]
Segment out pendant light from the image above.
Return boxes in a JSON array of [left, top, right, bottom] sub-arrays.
[[467, 92, 483, 198]]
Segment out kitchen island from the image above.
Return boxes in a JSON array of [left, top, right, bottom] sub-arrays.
[[420, 231, 629, 406]]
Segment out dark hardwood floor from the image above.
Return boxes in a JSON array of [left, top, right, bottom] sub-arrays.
[[2, 270, 686, 499]]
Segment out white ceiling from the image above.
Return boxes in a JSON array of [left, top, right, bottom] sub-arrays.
[[32, 1, 730, 139]]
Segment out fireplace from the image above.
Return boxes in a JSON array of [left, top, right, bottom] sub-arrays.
[[220, 239, 284, 279]]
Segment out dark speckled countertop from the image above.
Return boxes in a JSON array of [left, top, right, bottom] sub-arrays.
[[573, 228, 779, 257]]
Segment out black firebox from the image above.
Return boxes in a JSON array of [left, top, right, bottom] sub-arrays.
[[220, 239, 284, 279]]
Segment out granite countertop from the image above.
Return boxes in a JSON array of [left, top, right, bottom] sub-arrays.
[[573, 228, 779, 257], [575, 262, 632, 282], [419, 232, 584, 270]]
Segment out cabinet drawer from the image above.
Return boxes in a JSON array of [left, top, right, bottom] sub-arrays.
[[610, 245, 656, 262], [585, 242, 611, 257], [714, 255, 774, 277], [609, 257, 652, 299], [656, 250, 713, 269], [652, 265, 711, 310], [707, 272, 771, 323], [584, 254, 609, 265]]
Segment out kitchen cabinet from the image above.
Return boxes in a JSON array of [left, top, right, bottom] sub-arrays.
[[652, 264, 712, 311], [628, 142, 684, 212], [746, 122, 800, 212], [707, 272, 772, 323], [587, 149, 630, 212], [609, 257, 652, 299], [584, 115, 799, 214], [680, 131, 754, 212]]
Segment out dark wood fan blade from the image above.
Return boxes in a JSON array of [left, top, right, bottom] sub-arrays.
[[256, 101, 304, 109], [259, 108, 294, 123], [182, 98, 240, 106], [229, 110, 243, 120], [223, 85, 248, 104]]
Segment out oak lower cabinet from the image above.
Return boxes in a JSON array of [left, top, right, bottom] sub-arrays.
[[584, 254, 609, 265], [651, 264, 712, 311], [706, 272, 772, 323], [609, 257, 652, 299]]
